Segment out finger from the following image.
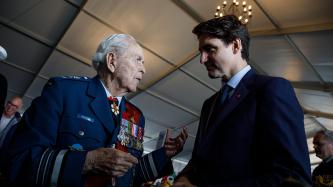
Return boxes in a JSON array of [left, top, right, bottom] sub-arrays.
[[111, 170, 127, 177], [111, 164, 131, 173], [112, 149, 138, 164], [165, 128, 172, 143], [123, 153, 138, 164], [164, 144, 177, 150]]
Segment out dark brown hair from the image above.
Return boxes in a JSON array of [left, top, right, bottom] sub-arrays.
[[192, 15, 250, 61]]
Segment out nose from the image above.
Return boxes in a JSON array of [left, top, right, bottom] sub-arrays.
[[140, 63, 146, 75], [200, 52, 208, 64]]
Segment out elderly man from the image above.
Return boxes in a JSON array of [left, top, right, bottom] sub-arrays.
[[312, 130, 333, 186], [0, 96, 23, 148], [5, 34, 188, 187]]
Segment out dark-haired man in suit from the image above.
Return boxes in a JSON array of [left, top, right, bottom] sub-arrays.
[[173, 15, 311, 187]]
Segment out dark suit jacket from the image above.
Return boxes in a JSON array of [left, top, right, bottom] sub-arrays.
[[0, 74, 7, 115], [180, 69, 311, 186], [4, 76, 172, 187], [0, 112, 21, 148]]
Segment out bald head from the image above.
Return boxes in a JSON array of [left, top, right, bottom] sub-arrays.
[[313, 130, 333, 160]]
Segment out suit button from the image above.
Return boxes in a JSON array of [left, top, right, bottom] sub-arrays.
[[78, 131, 85, 136]]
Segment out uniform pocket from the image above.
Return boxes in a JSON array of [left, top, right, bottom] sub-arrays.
[[57, 114, 106, 150]]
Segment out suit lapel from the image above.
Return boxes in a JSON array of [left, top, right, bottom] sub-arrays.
[[87, 76, 115, 134], [201, 70, 257, 148]]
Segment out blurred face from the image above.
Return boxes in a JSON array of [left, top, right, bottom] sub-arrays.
[[313, 133, 333, 160], [4, 97, 22, 117], [113, 43, 145, 92], [198, 34, 235, 79]]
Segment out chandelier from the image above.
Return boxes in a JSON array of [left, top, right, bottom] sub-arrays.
[[214, 0, 253, 24]]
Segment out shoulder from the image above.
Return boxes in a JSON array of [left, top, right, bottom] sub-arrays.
[[46, 76, 92, 87], [254, 74, 292, 91]]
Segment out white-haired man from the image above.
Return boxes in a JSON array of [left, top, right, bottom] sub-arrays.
[[5, 34, 188, 187]]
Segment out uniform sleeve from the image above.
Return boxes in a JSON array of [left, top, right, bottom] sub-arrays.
[[134, 147, 173, 185], [6, 78, 87, 187], [132, 113, 173, 185]]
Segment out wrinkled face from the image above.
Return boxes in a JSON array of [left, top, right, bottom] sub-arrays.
[[198, 34, 235, 79], [313, 133, 333, 160], [4, 97, 22, 117], [113, 43, 145, 92]]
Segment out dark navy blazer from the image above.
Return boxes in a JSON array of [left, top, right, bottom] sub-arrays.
[[181, 70, 311, 186], [4, 76, 172, 187]]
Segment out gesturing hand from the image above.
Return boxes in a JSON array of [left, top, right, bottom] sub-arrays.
[[83, 147, 138, 177], [164, 128, 188, 158]]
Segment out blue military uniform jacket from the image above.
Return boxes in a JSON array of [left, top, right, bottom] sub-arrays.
[[179, 69, 311, 186], [5, 76, 173, 187]]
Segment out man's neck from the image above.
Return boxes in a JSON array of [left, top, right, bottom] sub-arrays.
[[100, 75, 127, 97], [3, 112, 14, 118], [228, 59, 248, 79]]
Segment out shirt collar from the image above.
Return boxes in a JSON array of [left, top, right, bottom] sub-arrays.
[[222, 65, 251, 89], [100, 80, 123, 107]]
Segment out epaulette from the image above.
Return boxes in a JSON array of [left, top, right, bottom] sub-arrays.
[[46, 76, 90, 86], [59, 75, 90, 81]]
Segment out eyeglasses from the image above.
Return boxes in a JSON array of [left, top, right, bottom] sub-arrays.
[[7, 101, 19, 108]]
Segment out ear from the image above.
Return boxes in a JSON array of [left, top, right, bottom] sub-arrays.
[[232, 38, 242, 54], [106, 52, 116, 73]]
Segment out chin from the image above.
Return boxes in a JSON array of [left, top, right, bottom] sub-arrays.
[[128, 86, 138, 93]]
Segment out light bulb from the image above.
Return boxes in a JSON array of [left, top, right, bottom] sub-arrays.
[[239, 16, 243, 20], [220, 13, 223, 17], [217, 5, 221, 10], [248, 5, 252, 10]]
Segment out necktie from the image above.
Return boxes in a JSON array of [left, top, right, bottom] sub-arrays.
[[220, 84, 232, 105]]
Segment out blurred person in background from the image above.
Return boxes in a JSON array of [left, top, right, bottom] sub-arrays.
[[312, 130, 333, 187]]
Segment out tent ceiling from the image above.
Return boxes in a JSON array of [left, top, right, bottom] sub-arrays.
[[1, 0, 333, 172]]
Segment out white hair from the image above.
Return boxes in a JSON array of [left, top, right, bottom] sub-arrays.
[[92, 34, 137, 71]]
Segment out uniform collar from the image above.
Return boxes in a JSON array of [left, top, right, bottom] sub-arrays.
[[100, 80, 123, 107]]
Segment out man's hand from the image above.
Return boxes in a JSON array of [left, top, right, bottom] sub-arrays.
[[83, 147, 138, 177], [173, 176, 197, 187], [164, 128, 188, 158]]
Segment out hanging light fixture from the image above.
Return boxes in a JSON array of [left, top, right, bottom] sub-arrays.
[[214, 0, 253, 24]]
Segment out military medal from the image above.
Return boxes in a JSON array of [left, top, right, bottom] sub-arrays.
[[108, 96, 119, 116]]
